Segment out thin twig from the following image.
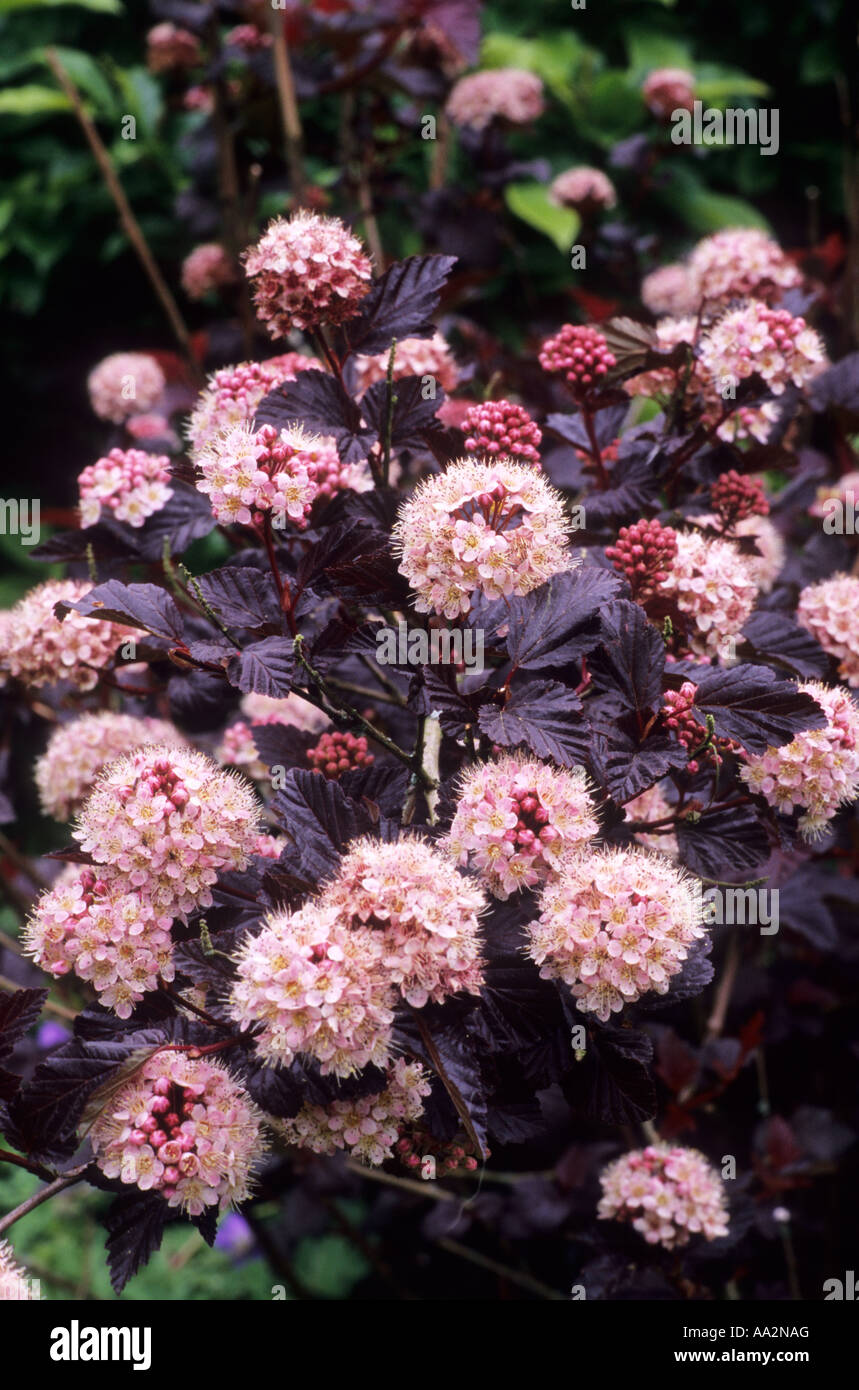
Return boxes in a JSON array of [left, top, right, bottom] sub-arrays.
[[0, 1167, 88, 1238], [705, 934, 742, 1042], [0, 976, 76, 1021], [265, 8, 306, 199]]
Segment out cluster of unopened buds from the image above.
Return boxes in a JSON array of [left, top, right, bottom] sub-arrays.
[[605, 518, 678, 600], [395, 1129, 487, 1174], [78, 447, 173, 528], [462, 399, 542, 465], [575, 437, 619, 471], [661, 682, 743, 771], [146, 22, 200, 72], [538, 325, 617, 398], [306, 730, 374, 779], [598, 1144, 730, 1249], [710, 470, 769, 529]]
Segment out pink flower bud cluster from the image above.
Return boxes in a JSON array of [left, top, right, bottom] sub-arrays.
[[243, 211, 373, 337], [661, 682, 740, 772], [35, 711, 185, 821], [0, 580, 130, 693], [657, 530, 759, 660], [641, 264, 698, 318], [353, 333, 460, 395], [78, 447, 173, 529], [688, 229, 802, 307], [0, 1240, 37, 1300], [623, 783, 679, 857], [74, 745, 260, 917], [739, 680, 859, 839], [538, 324, 617, 396], [217, 693, 329, 782], [225, 24, 272, 50], [445, 753, 598, 900], [180, 243, 236, 300], [549, 166, 616, 212], [526, 847, 704, 1021], [88, 352, 166, 424], [445, 68, 545, 132], [146, 22, 201, 72], [307, 730, 374, 780], [698, 302, 826, 397], [195, 421, 336, 526], [393, 457, 573, 618], [187, 355, 322, 454], [90, 1052, 264, 1215], [710, 470, 769, 527], [25, 866, 175, 1018], [605, 518, 678, 601], [278, 1059, 431, 1167], [641, 68, 696, 118], [598, 1145, 730, 1249], [462, 399, 542, 466], [395, 1128, 486, 1174], [797, 574, 859, 688]]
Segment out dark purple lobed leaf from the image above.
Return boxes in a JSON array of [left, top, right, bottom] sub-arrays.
[[692, 665, 828, 752], [198, 567, 283, 632], [478, 680, 590, 767], [104, 1191, 169, 1295], [227, 636, 295, 698], [341, 253, 458, 356], [56, 579, 185, 643]]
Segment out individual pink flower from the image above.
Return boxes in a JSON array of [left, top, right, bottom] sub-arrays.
[[656, 530, 759, 659], [797, 574, 859, 687], [0, 1240, 38, 1300], [195, 421, 333, 527], [642, 68, 696, 118], [88, 352, 166, 424], [90, 1051, 265, 1215], [77, 447, 173, 528], [353, 332, 460, 395], [445, 753, 598, 899], [549, 166, 616, 213], [445, 68, 544, 132], [538, 324, 617, 397], [598, 1145, 729, 1249], [526, 847, 704, 1021], [688, 229, 802, 307], [35, 712, 185, 821], [229, 900, 397, 1077], [186, 355, 322, 454], [461, 399, 542, 466], [623, 783, 679, 857], [181, 243, 237, 300], [641, 264, 698, 318], [739, 680, 859, 839], [253, 832, 286, 860], [146, 22, 201, 72], [699, 302, 826, 397], [74, 745, 261, 918], [319, 836, 487, 1007], [393, 457, 574, 618], [0, 580, 131, 693], [307, 730, 374, 779], [277, 1058, 431, 1167], [243, 211, 373, 337]]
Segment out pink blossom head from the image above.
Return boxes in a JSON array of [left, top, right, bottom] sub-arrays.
[[461, 399, 542, 466], [277, 1058, 431, 1167], [90, 1051, 265, 1214], [445, 68, 544, 132], [35, 712, 185, 821], [319, 835, 487, 1007], [195, 420, 337, 527], [695, 512, 785, 595], [0, 580, 131, 693], [699, 301, 826, 397], [0, 1240, 37, 1300], [229, 899, 396, 1077], [598, 1145, 729, 1249], [538, 324, 617, 399], [550, 166, 616, 213], [88, 352, 165, 423], [642, 68, 696, 118], [353, 332, 460, 395], [243, 211, 372, 337], [657, 530, 760, 660], [797, 574, 859, 687], [73, 745, 261, 917], [186, 355, 321, 454], [641, 264, 697, 318], [445, 753, 598, 899], [739, 680, 859, 839], [146, 22, 201, 72], [393, 456, 574, 618], [688, 229, 802, 307], [526, 847, 704, 1021], [78, 447, 172, 529], [181, 243, 236, 300]]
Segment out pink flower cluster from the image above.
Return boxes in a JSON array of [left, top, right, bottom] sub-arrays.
[[797, 574, 859, 687], [642, 68, 696, 118], [25, 866, 175, 1018], [445, 753, 598, 899], [605, 518, 679, 601], [0, 1240, 37, 1300], [187, 355, 322, 454], [88, 352, 165, 424], [195, 421, 336, 526], [598, 1145, 730, 1249], [0, 580, 130, 692], [526, 847, 704, 1021], [396, 1128, 485, 1174], [225, 24, 271, 50], [78, 447, 173, 529], [641, 264, 698, 318], [393, 457, 573, 618], [353, 333, 460, 395], [243, 212, 373, 337], [35, 711, 185, 821], [278, 1059, 431, 1167], [217, 693, 329, 782], [739, 680, 859, 839], [320, 837, 487, 1007], [146, 22, 200, 72], [90, 1052, 264, 1215], [688, 229, 802, 306], [445, 68, 544, 132], [74, 746, 260, 917], [462, 399, 542, 465], [550, 166, 616, 212], [624, 783, 679, 857], [657, 530, 759, 659], [698, 302, 826, 397], [538, 324, 617, 397], [307, 730, 374, 780], [181, 243, 236, 300], [694, 512, 785, 594]]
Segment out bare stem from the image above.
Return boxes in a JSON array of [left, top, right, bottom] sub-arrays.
[[265, 8, 306, 199], [0, 1167, 88, 1238]]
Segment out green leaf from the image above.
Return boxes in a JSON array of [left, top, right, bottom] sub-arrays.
[[659, 168, 769, 234], [580, 71, 643, 145], [624, 26, 693, 78], [0, 84, 71, 115], [110, 65, 162, 137], [504, 182, 580, 254], [0, 0, 120, 11], [36, 47, 116, 113]]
